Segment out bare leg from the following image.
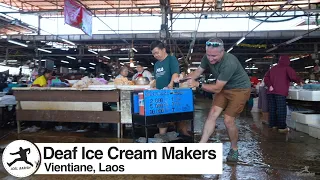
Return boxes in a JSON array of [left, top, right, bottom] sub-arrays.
[[224, 114, 238, 150], [178, 121, 191, 136], [199, 106, 223, 143]]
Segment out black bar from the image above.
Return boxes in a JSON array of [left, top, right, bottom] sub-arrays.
[[132, 112, 194, 126]]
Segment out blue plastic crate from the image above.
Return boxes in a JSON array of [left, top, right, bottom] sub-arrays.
[[143, 89, 194, 116]]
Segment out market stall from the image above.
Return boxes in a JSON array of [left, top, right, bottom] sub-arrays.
[[12, 84, 152, 137], [13, 87, 123, 136]]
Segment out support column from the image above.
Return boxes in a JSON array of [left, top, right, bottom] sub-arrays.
[[38, 15, 41, 35], [5, 48, 9, 65], [159, 0, 170, 45]]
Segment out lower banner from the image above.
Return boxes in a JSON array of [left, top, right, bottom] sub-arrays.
[[2, 140, 222, 177]]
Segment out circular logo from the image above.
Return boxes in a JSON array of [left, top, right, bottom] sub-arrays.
[[2, 140, 41, 178]]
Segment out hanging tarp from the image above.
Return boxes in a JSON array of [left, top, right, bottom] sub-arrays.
[[64, 0, 92, 36]]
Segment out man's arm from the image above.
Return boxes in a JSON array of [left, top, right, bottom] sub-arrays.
[[287, 67, 302, 84], [169, 73, 179, 87], [168, 56, 180, 88], [195, 80, 227, 93], [190, 60, 236, 93], [187, 55, 207, 80]]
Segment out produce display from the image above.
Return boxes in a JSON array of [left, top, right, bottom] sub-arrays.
[[72, 76, 107, 89], [113, 77, 135, 85]]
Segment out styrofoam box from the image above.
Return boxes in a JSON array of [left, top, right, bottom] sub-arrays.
[[298, 90, 320, 101], [291, 111, 314, 122], [287, 89, 300, 100], [291, 112, 320, 126], [296, 122, 309, 134], [308, 124, 320, 139]]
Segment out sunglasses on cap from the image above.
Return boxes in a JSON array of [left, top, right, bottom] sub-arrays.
[[206, 41, 222, 47]]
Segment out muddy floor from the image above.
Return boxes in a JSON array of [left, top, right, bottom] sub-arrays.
[[0, 97, 319, 180]]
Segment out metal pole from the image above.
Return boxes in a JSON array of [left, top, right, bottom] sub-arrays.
[[37, 15, 41, 35]]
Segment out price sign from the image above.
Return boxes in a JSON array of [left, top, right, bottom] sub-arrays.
[[143, 89, 194, 116]]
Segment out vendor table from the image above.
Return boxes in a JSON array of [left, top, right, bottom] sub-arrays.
[[131, 89, 195, 143], [13, 87, 122, 137]]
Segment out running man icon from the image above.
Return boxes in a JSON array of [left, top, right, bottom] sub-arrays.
[[7, 147, 33, 167]]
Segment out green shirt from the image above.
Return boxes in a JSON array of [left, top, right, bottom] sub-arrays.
[[200, 52, 251, 90], [154, 55, 180, 89]]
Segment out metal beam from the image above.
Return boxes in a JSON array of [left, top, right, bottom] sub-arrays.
[[6, 30, 320, 42], [0, 2, 317, 17]]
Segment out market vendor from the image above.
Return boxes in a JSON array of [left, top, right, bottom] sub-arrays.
[[150, 40, 190, 140], [132, 63, 153, 81], [115, 66, 129, 79], [32, 69, 53, 87]]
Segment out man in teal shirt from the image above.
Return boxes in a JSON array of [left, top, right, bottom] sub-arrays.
[[150, 40, 190, 139], [185, 38, 251, 162]]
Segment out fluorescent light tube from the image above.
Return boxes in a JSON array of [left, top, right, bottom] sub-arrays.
[[88, 50, 98, 54], [245, 58, 252, 62], [66, 56, 76, 60], [38, 48, 52, 53], [61, 60, 69, 64], [305, 66, 314, 69], [8, 40, 28, 47], [236, 37, 245, 45], [89, 48, 111, 51], [119, 58, 129, 61], [290, 57, 300, 61], [62, 39, 75, 46]]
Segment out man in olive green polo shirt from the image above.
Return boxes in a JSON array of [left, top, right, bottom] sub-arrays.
[[151, 40, 190, 139], [186, 38, 251, 162]]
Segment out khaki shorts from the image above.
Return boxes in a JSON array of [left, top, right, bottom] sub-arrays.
[[213, 88, 251, 117]]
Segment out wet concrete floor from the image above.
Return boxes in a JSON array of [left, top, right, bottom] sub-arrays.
[[0, 97, 320, 179]]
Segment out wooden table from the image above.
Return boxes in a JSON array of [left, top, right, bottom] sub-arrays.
[[13, 87, 122, 137]]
